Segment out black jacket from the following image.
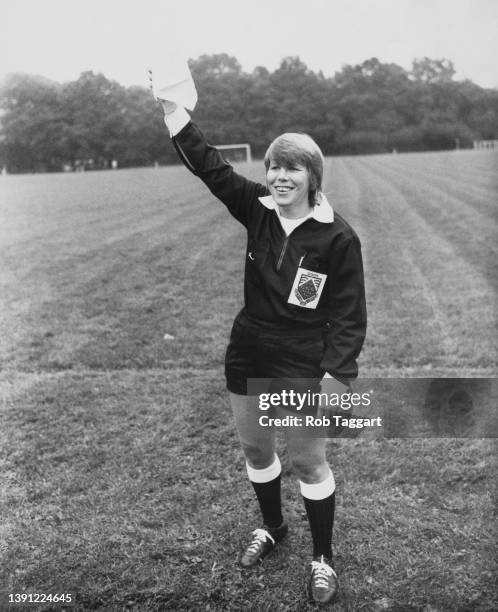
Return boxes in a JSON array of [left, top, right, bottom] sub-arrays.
[[173, 121, 367, 382]]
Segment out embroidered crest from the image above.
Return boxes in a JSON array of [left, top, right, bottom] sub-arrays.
[[296, 274, 321, 304], [288, 267, 327, 309]]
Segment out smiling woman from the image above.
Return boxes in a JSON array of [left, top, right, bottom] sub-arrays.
[[265, 132, 324, 214], [267, 161, 311, 214], [149, 67, 366, 605]]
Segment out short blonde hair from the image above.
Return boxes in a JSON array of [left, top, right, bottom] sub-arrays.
[[264, 133, 324, 206]]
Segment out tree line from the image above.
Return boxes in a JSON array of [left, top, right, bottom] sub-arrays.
[[1, 54, 497, 172]]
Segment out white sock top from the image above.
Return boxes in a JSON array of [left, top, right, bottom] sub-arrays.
[[299, 469, 335, 500], [246, 454, 282, 483]]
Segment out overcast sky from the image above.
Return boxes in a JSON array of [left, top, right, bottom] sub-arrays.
[[1, 0, 497, 88]]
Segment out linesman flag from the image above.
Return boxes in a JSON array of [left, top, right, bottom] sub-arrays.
[[149, 56, 197, 111]]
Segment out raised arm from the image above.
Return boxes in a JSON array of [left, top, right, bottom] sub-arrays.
[[162, 104, 267, 228]]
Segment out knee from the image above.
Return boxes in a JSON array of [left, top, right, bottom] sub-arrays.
[[240, 442, 274, 470], [290, 455, 329, 484]]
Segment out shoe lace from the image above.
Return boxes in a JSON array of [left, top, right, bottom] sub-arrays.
[[247, 528, 275, 553], [311, 556, 334, 589]]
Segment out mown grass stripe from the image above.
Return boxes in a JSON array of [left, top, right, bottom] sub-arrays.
[[345, 157, 496, 369]]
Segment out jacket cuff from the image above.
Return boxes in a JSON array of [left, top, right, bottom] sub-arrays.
[[164, 107, 191, 137]]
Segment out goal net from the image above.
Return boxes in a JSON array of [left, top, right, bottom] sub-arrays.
[[214, 143, 252, 163]]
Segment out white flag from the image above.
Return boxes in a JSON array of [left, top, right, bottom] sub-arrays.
[[150, 57, 197, 111]]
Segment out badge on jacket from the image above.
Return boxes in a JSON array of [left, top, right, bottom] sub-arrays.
[[288, 267, 327, 309]]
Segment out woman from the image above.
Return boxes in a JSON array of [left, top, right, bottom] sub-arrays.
[[155, 92, 366, 605]]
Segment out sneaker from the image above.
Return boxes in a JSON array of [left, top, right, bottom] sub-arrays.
[[308, 555, 339, 604], [239, 522, 288, 567]]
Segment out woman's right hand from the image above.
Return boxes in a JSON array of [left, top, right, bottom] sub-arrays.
[[159, 99, 178, 115]]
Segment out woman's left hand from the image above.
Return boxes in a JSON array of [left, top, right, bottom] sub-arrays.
[[318, 376, 351, 419]]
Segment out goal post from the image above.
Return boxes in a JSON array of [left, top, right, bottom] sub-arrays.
[[214, 143, 252, 163]]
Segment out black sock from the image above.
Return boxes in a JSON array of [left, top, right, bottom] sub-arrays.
[[303, 492, 335, 560], [251, 475, 283, 529]]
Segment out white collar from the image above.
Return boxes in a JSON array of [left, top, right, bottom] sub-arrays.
[[258, 193, 334, 223]]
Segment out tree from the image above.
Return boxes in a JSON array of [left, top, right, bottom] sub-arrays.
[[189, 54, 246, 141], [0, 73, 71, 171], [61, 71, 130, 166], [411, 58, 456, 84], [332, 59, 410, 151], [117, 85, 174, 167], [1, 55, 496, 172], [190, 53, 242, 79]]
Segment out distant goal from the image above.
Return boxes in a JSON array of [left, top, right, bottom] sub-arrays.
[[214, 143, 252, 163]]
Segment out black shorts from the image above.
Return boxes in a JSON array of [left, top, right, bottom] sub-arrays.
[[225, 311, 326, 396]]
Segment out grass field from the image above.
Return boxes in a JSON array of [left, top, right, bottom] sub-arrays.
[[0, 149, 496, 611]]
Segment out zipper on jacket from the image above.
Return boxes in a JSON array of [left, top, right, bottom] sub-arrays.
[[276, 237, 289, 271]]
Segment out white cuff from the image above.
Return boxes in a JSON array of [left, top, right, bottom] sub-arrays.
[[164, 106, 191, 137], [300, 469, 335, 500], [246, 454, 281, 483]]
